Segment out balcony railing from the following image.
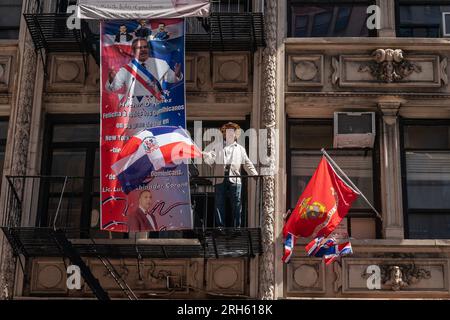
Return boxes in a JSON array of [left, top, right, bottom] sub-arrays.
[[22, 0, 265, 72], [1, 175, 263, 259]]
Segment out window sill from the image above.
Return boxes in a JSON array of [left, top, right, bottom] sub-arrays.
[[0, 39, 19, 46], [296, 238, 450, 246]]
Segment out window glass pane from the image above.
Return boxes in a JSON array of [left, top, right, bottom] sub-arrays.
[[47, 197, 83, 231], [0, 121, 8, 140], [398, 5, 450, 38], [51, 149, 86, 192], [290, 124, 333, 149], [0, 0, 22, 39], [290, 4, 370, 37], [408, 214, 450, 239], [290, 150, 373, 209], [404, 125, 450, 149], [406, 152, 450, 209], [53, 124, 99, 143]]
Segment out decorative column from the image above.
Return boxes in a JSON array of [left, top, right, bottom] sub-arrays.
[[377, 0, 396, 37], [379, 101, 404, 239], [0, 0, 40, 299], [259, 0, 277, 300]]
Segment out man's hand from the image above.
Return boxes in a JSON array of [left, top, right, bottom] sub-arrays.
[[108, 68, 117, 83], [174, 63, 182, 79]]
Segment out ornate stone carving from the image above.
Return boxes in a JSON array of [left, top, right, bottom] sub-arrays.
[[0, 56, 12, 90], [381, 264, 431, 291], [286, 259, 325, 294], [30, 259, 68, 294], [185, 54, 198, 91], [207, 259, 244, 294], [0, 0, 40, 300], [331, 57, 340, 85], [288, 55, 324, 87], [212, 53, 248, 89], [440, 57, 448, 85], [358, 49, 422, 83], [361, 263, 432, 291], [259, 0, 277, 300], [333, 261, 342, 293], [293, 264, 319, 288]]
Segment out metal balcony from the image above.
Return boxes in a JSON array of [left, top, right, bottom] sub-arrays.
[[22, 0, 265, 73], [1, 175, 263, 260]]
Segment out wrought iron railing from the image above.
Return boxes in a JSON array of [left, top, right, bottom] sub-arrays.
[[2, 174, 263, 238], [22, 0, 265, 66]]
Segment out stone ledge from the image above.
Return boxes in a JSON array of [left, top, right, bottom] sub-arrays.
[[295, 239, 450, 247]]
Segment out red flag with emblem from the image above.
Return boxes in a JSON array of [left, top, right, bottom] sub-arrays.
[[282, 156, 359, 263]]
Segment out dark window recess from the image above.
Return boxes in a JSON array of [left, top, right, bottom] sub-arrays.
[[55, 0, 78, 13], [397, 2, 450, 38], [401, 121, 450, 239], [288, 120, 381, 239], [288, 1, 374, 37], [0, 0, 22, 39], [38, 116, 121, 239]]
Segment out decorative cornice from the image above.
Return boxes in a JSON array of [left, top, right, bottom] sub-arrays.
[[358, 49, 422, 83], [285, 92, 450, 99]]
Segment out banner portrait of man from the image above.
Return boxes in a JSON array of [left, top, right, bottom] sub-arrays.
[[100, 19, 192, 233]]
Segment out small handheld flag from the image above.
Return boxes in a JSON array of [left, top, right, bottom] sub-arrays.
[[305, 237, 353, 265]]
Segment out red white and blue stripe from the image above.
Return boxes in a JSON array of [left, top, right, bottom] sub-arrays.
[[111, 126, 202, 194], [282, 232, 296, 264], [305, 237, 353, 265]]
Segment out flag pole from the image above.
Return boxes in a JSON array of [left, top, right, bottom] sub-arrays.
[[321, 148, 383, 221]]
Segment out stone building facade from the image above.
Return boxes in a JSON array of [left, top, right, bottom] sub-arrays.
[[0, 0, 450, 299]]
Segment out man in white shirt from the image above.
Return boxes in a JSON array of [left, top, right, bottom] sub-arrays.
[[203, 122, 258, 228], [106, 38, 183, 103]]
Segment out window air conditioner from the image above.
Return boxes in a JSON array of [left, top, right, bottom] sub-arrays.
[[443, 13, 450, 37], [333, 112, 375, 148]]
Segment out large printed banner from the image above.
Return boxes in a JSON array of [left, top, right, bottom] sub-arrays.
[[77, 0, 210, 19], [101, 19, 193, 232]]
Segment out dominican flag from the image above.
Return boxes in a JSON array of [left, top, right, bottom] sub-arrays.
[[111, 126, 202, 194], [282, 233, 296, 264], [305, 237, 353, 265]]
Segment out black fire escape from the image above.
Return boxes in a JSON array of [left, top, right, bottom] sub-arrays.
[[9, 0, 266, 300], [1, 174, 264, 300], [23, 0, 265, 76]]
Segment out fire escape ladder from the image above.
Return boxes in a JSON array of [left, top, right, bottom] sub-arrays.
[[89, 239, 139, 300], [51, 230, 110, 301]]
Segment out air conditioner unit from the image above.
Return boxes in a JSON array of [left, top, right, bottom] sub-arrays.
[[443, 13, 450, 37], [333, 112, 375, 148]]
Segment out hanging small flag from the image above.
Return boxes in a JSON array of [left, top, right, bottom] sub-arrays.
[[282, 156, 359, 263], [282, 233, 296, 263], [305, 237, 353, 265]]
